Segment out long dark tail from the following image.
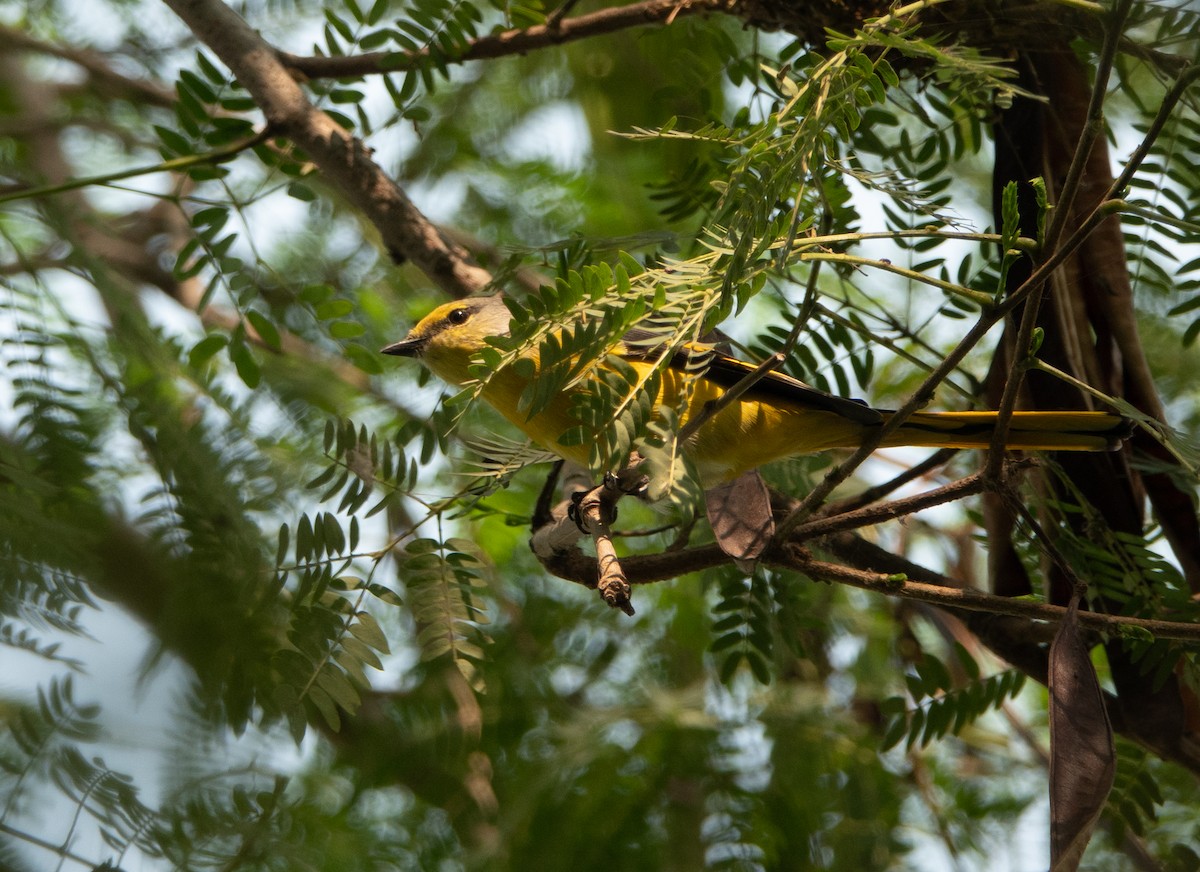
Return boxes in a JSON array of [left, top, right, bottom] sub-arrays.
[[883, 410, 1130, 451]]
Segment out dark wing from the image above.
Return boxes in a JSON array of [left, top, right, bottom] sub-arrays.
[[619, 329, 884, 426]]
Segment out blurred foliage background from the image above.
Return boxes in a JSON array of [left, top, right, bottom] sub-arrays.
[[3, 0, 1200, 869]]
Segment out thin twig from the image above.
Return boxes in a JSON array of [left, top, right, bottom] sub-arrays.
[[1110, 199, 1200, 236], [823, 448, 959, 515], [0, 132, 269, 207], [775, 262, 1038, 537], [545, 0, 583, 28], [783, 551, 1200, 643], [1105, 62, 1200, 200], [0, 821, 98, 870], [677, 351, 785, 443], [800, 252, 995, 308], [787, 56, 1200, 536], [775, 59, 1192, 538], [789, 464, 1028, 541], [680, 224, 831, 444], [813, 300, 977, 401], [774, 431, 887, 538]]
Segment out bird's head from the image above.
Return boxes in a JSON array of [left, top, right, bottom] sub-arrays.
[[382, 294, 513, 386]]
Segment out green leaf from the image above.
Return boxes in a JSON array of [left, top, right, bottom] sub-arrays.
[[330, 320, 366, 338], [344, 343, 385, 374], [349, 611, 389, 653], [316, 299, 355, 320], [306, 685, 341, 731], [325, 8, 355, 41], [954, 642, 981, 681], [276, 524, 290, 566], [881, 709, 909, 751], [155, 124, 193, 157], [316, 664, 360, 712], [229, 339, 261, 388], [287, 181, 318, 202], [246, 310, 282, 352], [189, 334, 228, 367]]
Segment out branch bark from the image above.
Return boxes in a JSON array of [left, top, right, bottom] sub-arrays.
[[161, 0, 492, 299], [785, 541, 1200, 644], [530, 469, 1200, 642]]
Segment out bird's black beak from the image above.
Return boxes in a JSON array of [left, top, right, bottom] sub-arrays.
[[381, 335, 425, 357]]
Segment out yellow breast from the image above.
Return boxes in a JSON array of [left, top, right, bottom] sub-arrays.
[[474, 357, 864, 485]]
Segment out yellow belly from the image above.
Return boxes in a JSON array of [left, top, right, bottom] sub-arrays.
[[478, 358, 866, 485], [471, 355, 1122, 485]]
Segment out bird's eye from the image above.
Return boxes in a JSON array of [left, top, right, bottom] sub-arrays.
[[446, 307, 470, 326]]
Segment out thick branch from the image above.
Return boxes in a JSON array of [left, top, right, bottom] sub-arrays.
[[984, 0, 1133, 479], [161, 0, 491, 298], [536, 523, 1200, 641], [530, 466, 1200, 642], [537, 539, 730, 586]]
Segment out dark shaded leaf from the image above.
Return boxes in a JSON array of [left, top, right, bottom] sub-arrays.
[[1049, 596, 1116, 872], [705, 469, 774, 565]]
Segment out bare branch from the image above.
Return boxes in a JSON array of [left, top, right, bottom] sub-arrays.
[[529, 463, 1200, 643], [161, 0, 492, 298], [787, 462, 1026, 541], [823, 447, 959, 515], [782, 542, 1200, 644]]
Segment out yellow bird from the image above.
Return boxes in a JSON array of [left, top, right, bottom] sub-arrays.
[[382, 295, 1128, 486]]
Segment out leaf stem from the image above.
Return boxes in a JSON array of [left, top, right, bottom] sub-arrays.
[[0, 131, 269, 206], [800, 252, 995, 308]]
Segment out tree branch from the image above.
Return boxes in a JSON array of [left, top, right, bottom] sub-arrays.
[[782, 542, 1200, 643], [787, 463, 1018, 541], [984, 0, 1134, 480], [530, 463, 1200, 642], [161, 0, 492, 298], [280, 0, 734, 80], [823, 448, 959, 515]]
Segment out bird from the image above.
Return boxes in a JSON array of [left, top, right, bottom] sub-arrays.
[[382, 294, 1129, 487]]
